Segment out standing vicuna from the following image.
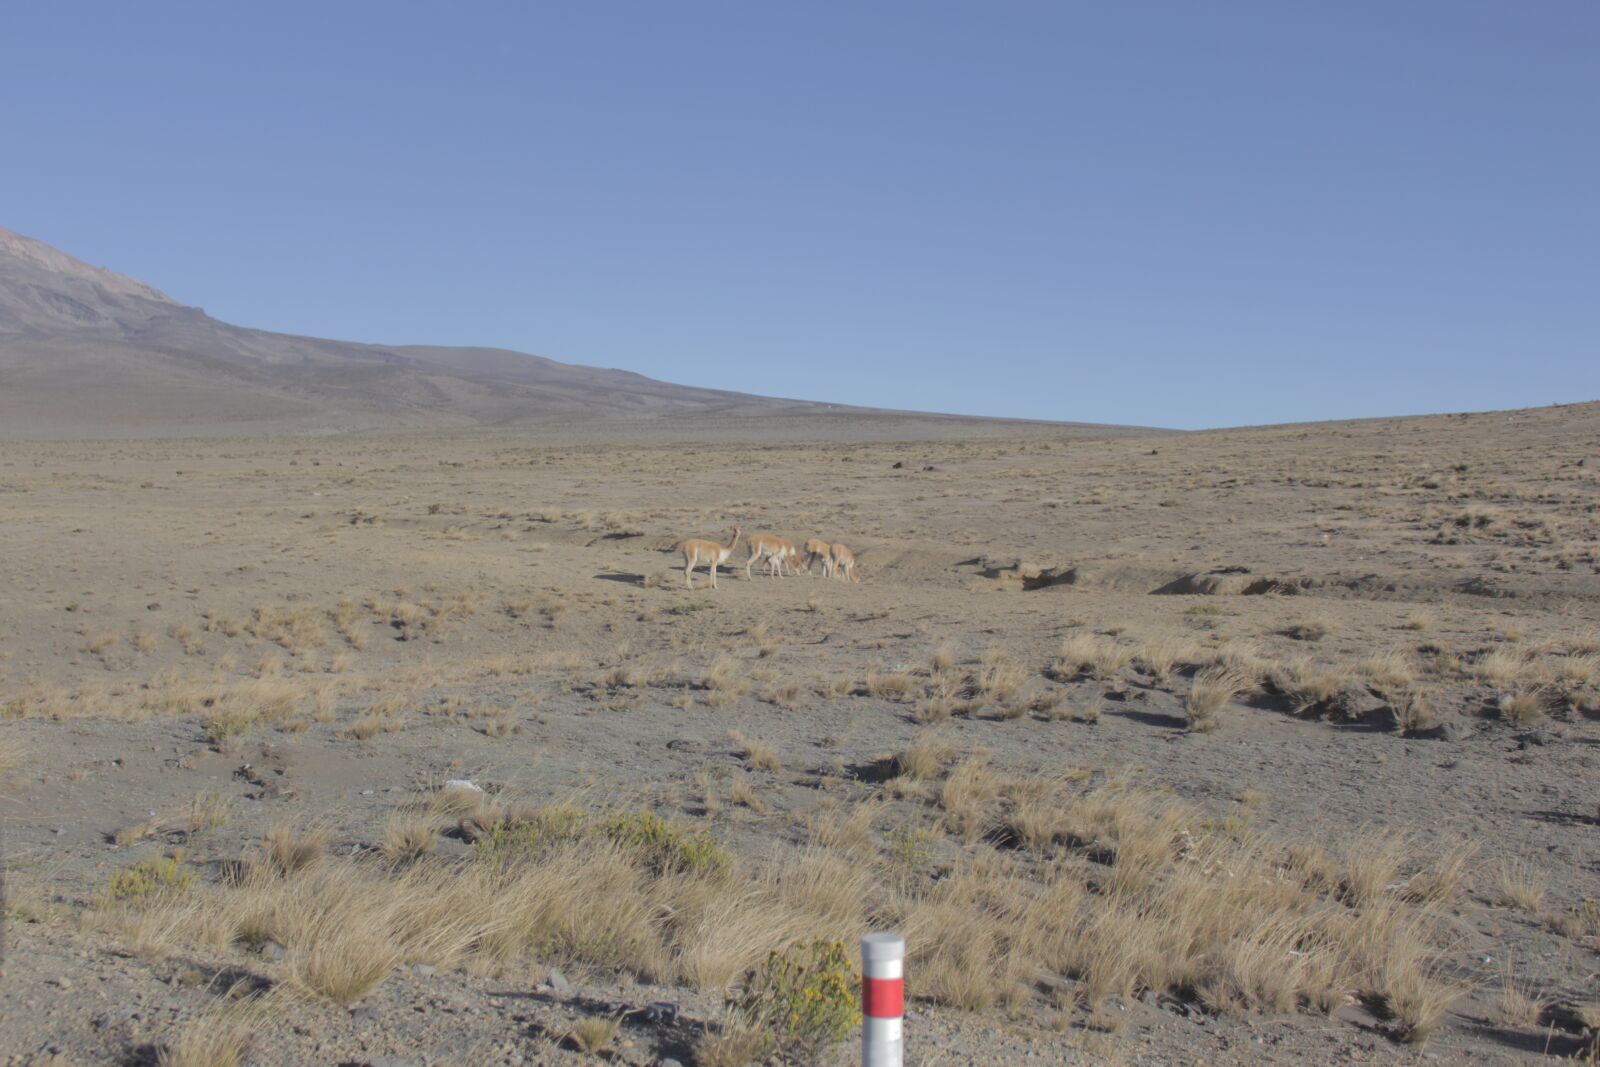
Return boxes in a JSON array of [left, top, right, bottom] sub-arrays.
[[802, 538, 833, 576], [682, 526, 742, 589]]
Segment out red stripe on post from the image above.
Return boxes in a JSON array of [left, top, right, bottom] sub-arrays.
[[862, 975, 904, 1018]]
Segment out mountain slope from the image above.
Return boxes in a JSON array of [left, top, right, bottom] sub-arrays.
[[0, 227, 832, 437]]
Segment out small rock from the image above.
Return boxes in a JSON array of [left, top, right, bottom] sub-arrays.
[[443, 779, 483, 794], [546, 967, 572, 993], [411, 963, 436, 978], [146, 602, 161, 611], [348, 1006, 380, 1024], [368, 1058, 418, 1067], [259, 941, 287, 961], [1326, 684, 1387, 723], [660, 1059, 684, 1067]]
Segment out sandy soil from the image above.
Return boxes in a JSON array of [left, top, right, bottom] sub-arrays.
[[2, 405, 1599, 1066]]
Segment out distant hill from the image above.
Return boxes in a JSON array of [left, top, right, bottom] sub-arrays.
[[0, 226, 846, 438]]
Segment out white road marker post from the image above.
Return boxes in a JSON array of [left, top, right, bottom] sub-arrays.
[[861, 932, 905, 1067]]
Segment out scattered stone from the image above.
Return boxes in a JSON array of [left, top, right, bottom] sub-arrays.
[[259, 941, 287, 961], [411, 963, 436, 977], [443, 779, 483, 794], [1325, 684, 1387, 722], [367, 1058, 418, 1067], [146, 602, 161, 611], [546, 967, 572, 993]]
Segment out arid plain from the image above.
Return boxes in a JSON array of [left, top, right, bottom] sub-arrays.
[[3, 403, 1599, 1066]]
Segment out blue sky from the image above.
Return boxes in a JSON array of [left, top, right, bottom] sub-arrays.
[[3, 2, 1596, 428]]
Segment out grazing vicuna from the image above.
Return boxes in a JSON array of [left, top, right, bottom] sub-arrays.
[[746, 534, 800, 579], [829, 542, 860, 583]]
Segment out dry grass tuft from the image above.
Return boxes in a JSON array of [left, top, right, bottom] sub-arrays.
[[1053, 634, 1133, 680], [692, 1016, 768, 1067], [1185, 665, 1253, 731], [381, 813, 440, 865], [939, 759, 1001, 840], [1394, 690, 1438, 737], [259, 825, 330, 877], [1356, 648, 1417, 693], [570, 1014, 623, 1054], [157, 991, 269, 1067], [701, 655, 747, 698], [1405, 840, 1478, 905], [730, 731, 781, 773], [186, 789, 232, 834], [1496, 860, 1546, 913], [895, 733, 954, 781], [1136, 636, 1200, 682], [970, 651, 1026, 707], [1493, 968, 1546, 1029], [728, 778, 766, 813], [865, 670, 921, 702], [1497, 691, 1545, 725], [1475, 647, 1532, 688], [114, 818, 162, 847], [1269, 657, 1349, 713], [1374, 921, 1463, 1045]]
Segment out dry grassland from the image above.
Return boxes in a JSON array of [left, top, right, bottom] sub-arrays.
[[3, 404, 1600, 1064]]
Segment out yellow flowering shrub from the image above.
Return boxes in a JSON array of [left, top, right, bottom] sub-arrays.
[[731, 938, 860, 1063]]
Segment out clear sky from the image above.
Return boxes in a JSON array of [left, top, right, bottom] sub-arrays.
[[3, 2, 1596, 428]]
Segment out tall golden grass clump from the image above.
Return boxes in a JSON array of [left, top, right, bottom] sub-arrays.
[[1185, 665, 1254, 731], [1053, 634, 1133, 680]]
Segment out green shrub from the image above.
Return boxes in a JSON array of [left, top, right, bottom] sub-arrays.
[[108, 856, 195, 901], [474, 807, 731, 878], [602, 811, 731, 877], [473, 805, 587, 865]]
